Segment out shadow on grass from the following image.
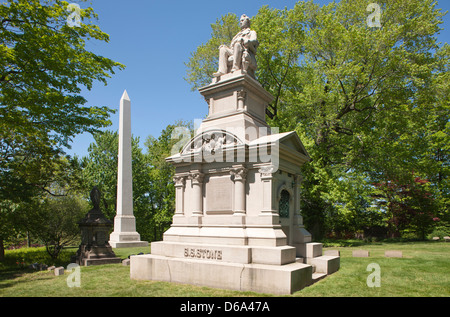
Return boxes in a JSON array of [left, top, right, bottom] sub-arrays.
[[0, 246, 78, 286], [0, 266, 35, 289]]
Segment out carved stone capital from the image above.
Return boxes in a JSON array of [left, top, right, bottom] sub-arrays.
[[258, 166, 274, 178], [173, 175, 186, 187], [230, 166, 248, 181], [189, 172, 204, 184], [237, 90, 247, 101]]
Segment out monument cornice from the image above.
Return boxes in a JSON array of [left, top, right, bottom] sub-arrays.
[[198, 71, 274, 105]]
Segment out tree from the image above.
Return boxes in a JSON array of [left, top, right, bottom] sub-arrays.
[[185, 13, 240, 90], [81, 122, 192, 242], [144, 124, 179, 241], [0, 154, 86, 259], [81, 130, 151, 237], [24, 191, 88, 259], [185, 0, 449, 238], [373, 176, 438, 239], [0, 0, 124, 202]]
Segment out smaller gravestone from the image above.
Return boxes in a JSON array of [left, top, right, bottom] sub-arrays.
[[75, 186, 122, 266], [352, 250, 369, 257], [47, 266, 56, 271], [432, 237, 440, 241], [385, 250, 402, 258], [444, 236, 450, 242], [122, 259, 130, 266], [29, 263, 39, 270], [324, 250, 340, 256], [54, 267, 64, 276]]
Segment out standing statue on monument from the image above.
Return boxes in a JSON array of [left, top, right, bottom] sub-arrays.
[[213, 14, 258, 78]]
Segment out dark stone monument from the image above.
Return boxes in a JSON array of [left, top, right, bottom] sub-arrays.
[[75, 186, 122, 266]]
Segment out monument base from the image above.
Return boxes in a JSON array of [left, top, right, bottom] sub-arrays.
[[75, 245, 122, 266], [130, 241, 339, 295], [109, 241, 149, 248], [109, 231, 148, 248], [130, 254, 312, 295]]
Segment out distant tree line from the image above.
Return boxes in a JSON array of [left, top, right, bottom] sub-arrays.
[[1, 0, 449, 260]]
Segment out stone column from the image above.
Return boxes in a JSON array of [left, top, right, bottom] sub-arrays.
[[173, 175, 186, 216], [189, 172, 204, 216], [237, 90, 246, 111], [231, 166, 247, 215], [259, 166, 276, 215]]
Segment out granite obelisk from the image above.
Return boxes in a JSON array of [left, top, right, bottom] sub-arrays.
[[109, 90, 148, 248]]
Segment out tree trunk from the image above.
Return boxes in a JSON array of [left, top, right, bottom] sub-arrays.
[[0, 238, 5, 261]]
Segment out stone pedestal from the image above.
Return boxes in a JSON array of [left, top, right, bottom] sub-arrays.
[[130, 71, 339, 294], [75, 187, 122, 266]]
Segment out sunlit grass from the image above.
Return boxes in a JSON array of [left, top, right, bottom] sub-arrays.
[[1, 242, 448, 297]]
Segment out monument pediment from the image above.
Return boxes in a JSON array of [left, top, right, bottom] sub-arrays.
[[249, 131, 311, 164], [181, 129, 244, 155]]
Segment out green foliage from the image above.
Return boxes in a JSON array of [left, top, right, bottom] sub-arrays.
[[81, 121, 192, 242], [0, 246, 75, 270], [143, 121, 192, 240], [0, 0, 124, 252], [184, 13, 239, 90], [0, 0, 124, 202], [81, 130, 152, 239], [24, 193, 88, 259], [185, 0, 450, 239], [0, 155, 88, 260]]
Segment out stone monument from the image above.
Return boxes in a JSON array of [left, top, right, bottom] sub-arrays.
[[213, 14, 258, 79], [109, 90, 148, 248], [75, 186, 122, 266], [130, 15, 339, 294]]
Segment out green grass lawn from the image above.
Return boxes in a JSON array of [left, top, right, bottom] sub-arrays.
[[0, 242, 449, 297]]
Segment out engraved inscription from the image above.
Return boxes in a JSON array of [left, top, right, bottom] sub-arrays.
[[206, 176, 232, 212], [184, 248, 223, 260]]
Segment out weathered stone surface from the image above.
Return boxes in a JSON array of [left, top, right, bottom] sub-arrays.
[[352, 250, 370, 257], [130, 254, 312, 295], [54, 267, 64, 276], [324, 249, 340, 256], [309, 255, 340, 275], [385, 250, 402, 258]]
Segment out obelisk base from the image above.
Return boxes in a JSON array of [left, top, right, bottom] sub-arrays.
[[109, 215, 148, 248], [109, 236, 149, 248]]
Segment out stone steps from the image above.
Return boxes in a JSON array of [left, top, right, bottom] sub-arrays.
[[296, 253, 340, 285], [312, 272, 327, 283]]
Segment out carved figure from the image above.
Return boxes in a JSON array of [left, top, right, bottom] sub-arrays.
[[213, 14, 258, 78]]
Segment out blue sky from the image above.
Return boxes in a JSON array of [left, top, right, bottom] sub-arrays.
[[66, 0, 450, 158]]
